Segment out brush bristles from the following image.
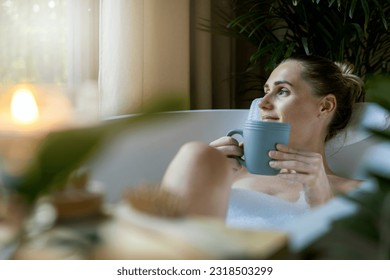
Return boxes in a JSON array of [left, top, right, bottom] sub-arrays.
[[123, 185, 187, 218]]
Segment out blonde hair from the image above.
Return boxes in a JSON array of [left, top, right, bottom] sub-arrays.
[[334, 61, 365, 102]]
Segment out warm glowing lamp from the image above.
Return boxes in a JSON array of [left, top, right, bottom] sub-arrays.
[[10, 87, 40, 125], [0, 84, 75, 176], [0, 84, 75, 133]]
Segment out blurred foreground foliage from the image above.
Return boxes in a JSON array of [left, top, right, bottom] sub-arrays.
[[301, 76, 390, 259], [9, 95, 187, 203]]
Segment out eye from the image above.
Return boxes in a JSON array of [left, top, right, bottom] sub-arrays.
[[277, 88, 290, 96]]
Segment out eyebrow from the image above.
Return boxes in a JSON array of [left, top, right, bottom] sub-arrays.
[[264, 80, 293, 89]]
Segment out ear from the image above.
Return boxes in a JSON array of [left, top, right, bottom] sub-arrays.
[[318, 94, 336, 117]]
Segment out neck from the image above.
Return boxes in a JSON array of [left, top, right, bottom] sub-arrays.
[[294, 136, 334, 175]]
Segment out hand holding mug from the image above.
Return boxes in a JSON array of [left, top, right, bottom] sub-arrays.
[[227, 120, 290, 175], [269, 144, 333, 205], [210, 136, 244, 171]]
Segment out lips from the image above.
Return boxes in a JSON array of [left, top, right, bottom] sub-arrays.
[[261, 115, 280, 121]]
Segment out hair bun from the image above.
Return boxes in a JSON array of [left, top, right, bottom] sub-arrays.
[[335, 62, 366, 102]]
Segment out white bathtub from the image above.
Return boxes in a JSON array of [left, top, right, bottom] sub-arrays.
[[89, 103, 389, 252]]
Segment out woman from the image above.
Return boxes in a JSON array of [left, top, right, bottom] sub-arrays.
[[160, 55, 365, 222]]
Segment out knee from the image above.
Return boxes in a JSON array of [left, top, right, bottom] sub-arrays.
[[176, 141, 229, 178], [177, 141, 223, 164], [163, 141, 232, 218]]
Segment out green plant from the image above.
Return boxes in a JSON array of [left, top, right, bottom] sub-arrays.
[[216, 0, 389, 80]]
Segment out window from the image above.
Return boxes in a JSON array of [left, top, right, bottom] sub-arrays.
[[0, 0, 99, 90]]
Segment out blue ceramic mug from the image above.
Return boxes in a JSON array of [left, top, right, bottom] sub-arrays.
[[227, 120, 291, 175]]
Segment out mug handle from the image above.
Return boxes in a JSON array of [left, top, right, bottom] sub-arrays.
[[226, 129, 246, 167]]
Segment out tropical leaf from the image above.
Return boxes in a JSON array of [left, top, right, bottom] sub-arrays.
[[366, 76, 390, 110], [206, 0, 390, 81]]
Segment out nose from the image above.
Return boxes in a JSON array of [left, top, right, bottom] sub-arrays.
[[258, 93, 273, 110]]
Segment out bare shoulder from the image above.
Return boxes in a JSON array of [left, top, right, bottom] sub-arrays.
[[329, 175, 363, 194]]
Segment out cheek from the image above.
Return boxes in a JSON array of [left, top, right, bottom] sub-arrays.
[[279, 102, 310, 123], [281, 97, 320, 121], [279, 102, 319, 140]]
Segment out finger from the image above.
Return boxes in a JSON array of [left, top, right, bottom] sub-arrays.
[[210, 136, 239, 147], [269, 160, 315, 174], [269, 150, 323, 164], [215, 145, 243, 157]]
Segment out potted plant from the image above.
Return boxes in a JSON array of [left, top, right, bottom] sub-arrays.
[[211, 0, 389, 95]]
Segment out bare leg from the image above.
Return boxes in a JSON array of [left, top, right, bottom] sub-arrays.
[[161, 142, 233, 219]]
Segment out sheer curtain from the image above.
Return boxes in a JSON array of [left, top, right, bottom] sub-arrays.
[[99, 0, 236, 116], [99, 0, 191, 117]]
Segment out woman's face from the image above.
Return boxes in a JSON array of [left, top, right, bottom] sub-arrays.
[[259, 60, 325, 149]]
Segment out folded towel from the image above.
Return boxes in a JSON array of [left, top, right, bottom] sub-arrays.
[[247, 98, 261, 121]]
